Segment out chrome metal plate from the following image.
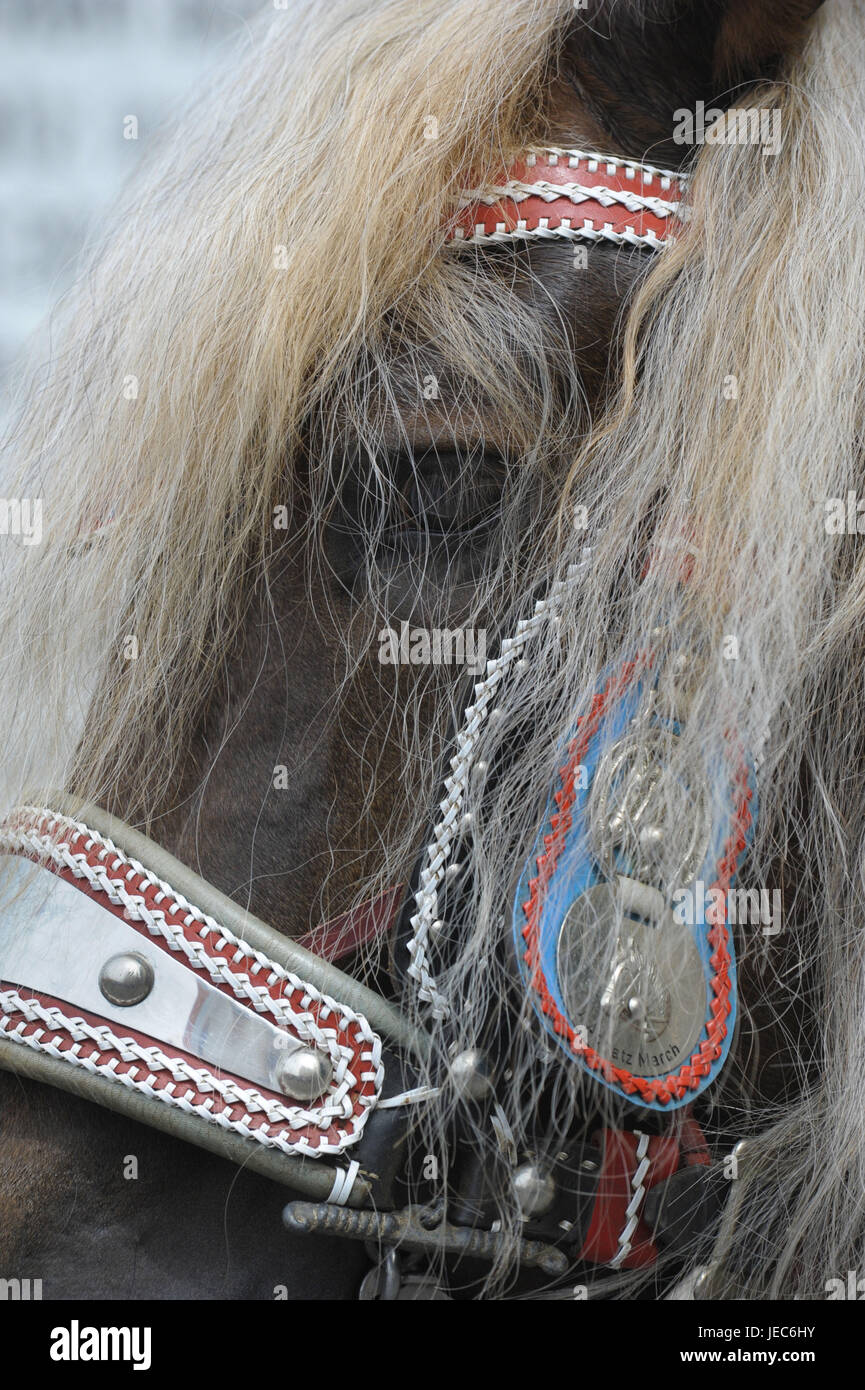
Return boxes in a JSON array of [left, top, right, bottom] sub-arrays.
[[0, 855, 314, 1097], [587, 725, 712, 889], [556, 880, 706, 1078]]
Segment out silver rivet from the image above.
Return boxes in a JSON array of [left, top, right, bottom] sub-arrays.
[[274, 1047, 333, 1102], [732, 1139, 749, 1162], [98, 952, 154, 1007], [581, 1158, 599, 1172], [514, 1162, 556, 1218], [449, 1048, 493, 1101]]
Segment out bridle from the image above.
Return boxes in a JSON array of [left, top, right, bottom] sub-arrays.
[[0, 149, 749, 1299], [445, 145, 687, 250]]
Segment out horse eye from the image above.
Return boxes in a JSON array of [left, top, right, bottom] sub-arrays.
[[326, 445, 509, 584], [394, 447, 507, 542]]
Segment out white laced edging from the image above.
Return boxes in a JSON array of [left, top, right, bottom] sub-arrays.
[[523, 147, 685, 183], [405, 550, 592, 1017], [0, 989, 359, 1152], [449, 221, 670, 251], [463, 181, 680, 219], [608, 1131, 651, 1270], [0, 810, 385, 1158]]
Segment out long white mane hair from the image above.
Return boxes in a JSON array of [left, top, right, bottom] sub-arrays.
[[2, 0, 864, 1298]]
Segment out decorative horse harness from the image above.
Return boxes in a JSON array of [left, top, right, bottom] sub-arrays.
[[0, 150, 750, 1299]]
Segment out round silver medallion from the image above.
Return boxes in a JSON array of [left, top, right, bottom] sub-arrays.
[[587, 724, 712, 890], [556, 881, 706, 1077]]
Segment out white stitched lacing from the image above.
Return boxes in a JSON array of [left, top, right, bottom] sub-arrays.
[[449, 220, 672, 251], [406, 550, 592, 1016], [608, 1130, 651, 1269], [463, 181, 680, 219]]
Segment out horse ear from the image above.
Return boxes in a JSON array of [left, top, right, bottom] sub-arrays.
[[714, 0, 826, 85]]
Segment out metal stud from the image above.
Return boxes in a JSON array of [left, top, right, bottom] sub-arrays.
[[274, 1046, 333, 1102], [98, 952, 155, 1007], [513, 1162, 556, 1219], [449, 1048, 493, 1101]]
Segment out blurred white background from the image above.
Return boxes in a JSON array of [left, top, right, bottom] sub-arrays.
[[0, 0, 262, 414]]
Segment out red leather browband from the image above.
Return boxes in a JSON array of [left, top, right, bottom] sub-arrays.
[[446, 146, 686, 251]]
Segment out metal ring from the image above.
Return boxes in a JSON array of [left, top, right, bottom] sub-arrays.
[[358, 1247, 402, 1301]]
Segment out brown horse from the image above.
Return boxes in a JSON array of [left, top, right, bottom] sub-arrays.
[[3, 0, 860, 1300]]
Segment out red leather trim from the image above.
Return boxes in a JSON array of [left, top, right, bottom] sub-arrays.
[[580, 1129, 680, 1269], [296, 884, 404, 964], [678, 1113, 712, 1167], [447, 154, 685, 246]]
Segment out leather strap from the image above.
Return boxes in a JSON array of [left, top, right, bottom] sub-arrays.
[[580, 1128, 681, 1269], [446, 148, 686, 250], [0, 808, 385, 1159], [297, 884, 405, 964]]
